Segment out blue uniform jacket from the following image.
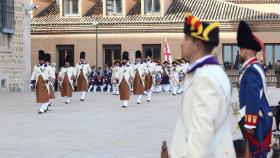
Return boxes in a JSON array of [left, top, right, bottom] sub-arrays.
[[239, 63, 273, 156]]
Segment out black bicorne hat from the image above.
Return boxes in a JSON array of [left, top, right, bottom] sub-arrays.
[[237, 21, 262, 52]]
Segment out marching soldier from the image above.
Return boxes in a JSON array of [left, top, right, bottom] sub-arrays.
[[237, 21, 273, 158], [45, 53, 56, 107], [161, 61, 170, 92], [59, 55, 76, 104], [119, 51, 132, 108], [112, 60, 121, 95], [154, 59, 163, 93], [104, 65, 112, 92], [30, 50, 52, 114], [170, 13, 235, 158], [181, 57, 189, 73], [143, 50, 155, 102], [177, 59, 186, 94], [132, 50, 145, 104], [170, 61, 179, 95], [75, 51, 91, 101]]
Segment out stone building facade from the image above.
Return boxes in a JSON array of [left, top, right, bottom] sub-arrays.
[[31, 0, 280, 70], [0, 0, 28, 91]]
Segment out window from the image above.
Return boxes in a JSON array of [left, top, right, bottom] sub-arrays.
[[265, 45, 273, 68], [64, 0, 79, 16], [57, 45, 75, 67], [222, 44, 240, 70], [142, 44, 161, 61], [103, 45, 121, 67], [275, 45, 280, 63], [0, 0, 14, 33], [144, 0, 160, 14], [264, 44, 280, 69], [106, 0, 122, 15]]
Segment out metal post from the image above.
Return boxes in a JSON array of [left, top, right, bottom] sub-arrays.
[[96, 24, 98, 67]]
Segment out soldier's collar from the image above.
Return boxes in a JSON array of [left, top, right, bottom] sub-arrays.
[[187, 55, 218, 73], [241, 57, 259, 71]]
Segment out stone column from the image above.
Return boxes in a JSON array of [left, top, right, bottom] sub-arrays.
[[23, 0, 31, 91]]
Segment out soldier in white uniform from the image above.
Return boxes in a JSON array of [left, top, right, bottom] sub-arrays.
[[170, 13, 235, 158], [132, 50, 145, 104], [45, 53, 56, 108], [170, 61, 180, 95], [75, 52, 91, 101], [177, 59, 186, 94], [118, 51, 132, 108], [143, 51, 155, 102], [112, 60, 121, 95], [154, 59, 163, 93], [59, 55, 76, 104], [181, 58, 189, 73], [30, 50, 52, 114]]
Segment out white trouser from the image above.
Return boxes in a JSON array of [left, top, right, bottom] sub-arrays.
[[112, 86, 116, 94], [122, 100, 128, 107], [48, 99, 53, 106], [93, 85, 97, 92], [40, 102, 49, 112], [156, 85, 162, 92], [88, 85, 93, 92], [106, 84, 111, 92], [172, 86, 177, 95], [163, 84, 170, 92], [113, 85, 119, 95], [170, 85, 173, 92], [137, 95, 142, 103], [66, 97, 71, 103], [100, 85, 104, 92], [177, 85, 183, 94], [81, 91, 86, 99], [147, 90, 152, 101], [116, 88, 119, 94]]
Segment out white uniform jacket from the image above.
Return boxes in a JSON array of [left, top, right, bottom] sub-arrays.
[[170, 66, 180, 86], [118, 64, 132, 86], [170, 65, 235, 158], [31, 64, 52, 89], [132, 63, 145, 84], [59, 67, 76, 90], [75, 62, 91, 84]]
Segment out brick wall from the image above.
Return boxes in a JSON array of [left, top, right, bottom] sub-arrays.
[[0, 0, 24, 91]]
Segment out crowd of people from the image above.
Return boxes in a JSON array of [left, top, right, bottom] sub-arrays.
[[30, 49, 190, 112]]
